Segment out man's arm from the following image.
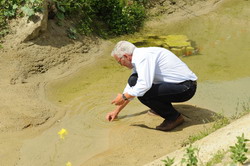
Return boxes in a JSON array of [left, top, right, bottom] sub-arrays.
[[106, 100, 130, 121], [106, 93, 135, 121]]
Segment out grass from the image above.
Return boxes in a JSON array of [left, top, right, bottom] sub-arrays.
[[231, 101, 250, 120], [206, 133, 250, 166], [162, 157, 175, 166], [230, 133, 250, 164], [181, 145, 199, 166], [181, 102, 250, 147], [162, 132, 250, 166], [206, 150, 226, 166], [181, 114, 231, 147], [176, 105, 250, 165]]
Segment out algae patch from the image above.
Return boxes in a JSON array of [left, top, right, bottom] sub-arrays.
[[129, 34, 197, 56]]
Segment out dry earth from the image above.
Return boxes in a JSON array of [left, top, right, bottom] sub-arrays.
[[0, 0, 249, 165], [0, 18, 111, 165]]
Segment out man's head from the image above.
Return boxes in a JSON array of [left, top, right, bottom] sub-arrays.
[[111, 41, 136, 69]]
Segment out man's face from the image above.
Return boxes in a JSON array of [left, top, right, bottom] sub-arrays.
[[114, 54, 133, 69]]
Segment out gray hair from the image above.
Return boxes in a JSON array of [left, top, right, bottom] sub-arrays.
[[111, 41, 136, 58]]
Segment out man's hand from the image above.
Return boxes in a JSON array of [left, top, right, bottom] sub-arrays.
[[111, 93, 125, 106], [106, 111, 118, 122], [107, 93, 131, 122]]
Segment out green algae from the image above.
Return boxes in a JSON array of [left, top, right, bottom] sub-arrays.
[[128, 34, 195, 57]]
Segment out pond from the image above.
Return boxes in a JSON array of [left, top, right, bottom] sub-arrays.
[[17, 1, 250, 166]]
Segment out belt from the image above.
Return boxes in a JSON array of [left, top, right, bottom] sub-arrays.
[[180, 80, 197, 85], [192, 80, 197, 85]]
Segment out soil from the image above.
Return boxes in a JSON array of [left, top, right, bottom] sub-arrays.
[[0, 19, 111, 165], [0, 0, 249, 166]]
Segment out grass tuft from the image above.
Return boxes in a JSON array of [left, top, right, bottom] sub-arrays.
[[182, 114, 230, 147]]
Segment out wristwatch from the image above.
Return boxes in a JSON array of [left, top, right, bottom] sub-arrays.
[[122, 93, 129, 101]]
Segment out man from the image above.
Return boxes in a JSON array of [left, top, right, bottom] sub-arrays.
[[106, 41, 197, 131]]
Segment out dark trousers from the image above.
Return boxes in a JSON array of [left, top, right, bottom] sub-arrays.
[[128, 73, 197, 121]]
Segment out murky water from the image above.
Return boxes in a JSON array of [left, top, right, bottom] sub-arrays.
[[139, 0, 250, 116], [17, 1, 250, 166], [144, 0, 250, 82]]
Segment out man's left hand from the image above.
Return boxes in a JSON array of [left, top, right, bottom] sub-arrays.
[[111, 93, 125, 105]]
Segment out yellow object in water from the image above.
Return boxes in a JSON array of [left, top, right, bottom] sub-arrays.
[[58, 128, 68, 139], [66, 162, 72, 166]]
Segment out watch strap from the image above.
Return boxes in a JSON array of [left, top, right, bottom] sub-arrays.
[[122, 93, 128, 100]]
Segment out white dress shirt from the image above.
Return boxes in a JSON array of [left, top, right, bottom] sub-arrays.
[[123, 47, 198, 97]]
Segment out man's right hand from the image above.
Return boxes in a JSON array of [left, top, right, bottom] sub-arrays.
[[106, 111, 118, 122]]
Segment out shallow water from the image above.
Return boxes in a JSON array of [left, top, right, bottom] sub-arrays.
[[143, 0, 250, 82], [49, 0, 250, 115], [17, 1, 250, 166]]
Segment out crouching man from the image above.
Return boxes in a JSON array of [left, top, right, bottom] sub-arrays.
[[106, 41, 197, 131]]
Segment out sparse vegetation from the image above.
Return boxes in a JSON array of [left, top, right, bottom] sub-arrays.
[[182, 106, 250, 147], [163, 106, 250, 166], [0, 0, 42, 38], [231, 101, 250, 120], [181, 145, 199, 166], [205, 150, 226, 166], [162, 133, 249, 166], [162, 157, 175, 166], [230, 133, 249, 164], [21, 0, 43, 17], [67, 27, 77, 40], [182, 114, 231, 146]]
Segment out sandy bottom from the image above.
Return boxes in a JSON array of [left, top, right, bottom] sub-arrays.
[[22, 61, 249, 166], [1, 0, 250, 165], [19, 84, 216, 166]]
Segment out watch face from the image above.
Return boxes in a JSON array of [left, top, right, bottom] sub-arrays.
[[122, 94, 128, 100]]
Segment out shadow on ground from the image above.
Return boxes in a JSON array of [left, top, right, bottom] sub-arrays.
[[126, 104, 216, 131]]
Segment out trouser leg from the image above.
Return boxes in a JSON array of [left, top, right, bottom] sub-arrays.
[[128, 73, 197, 120], [138, 97, 180, 120]]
